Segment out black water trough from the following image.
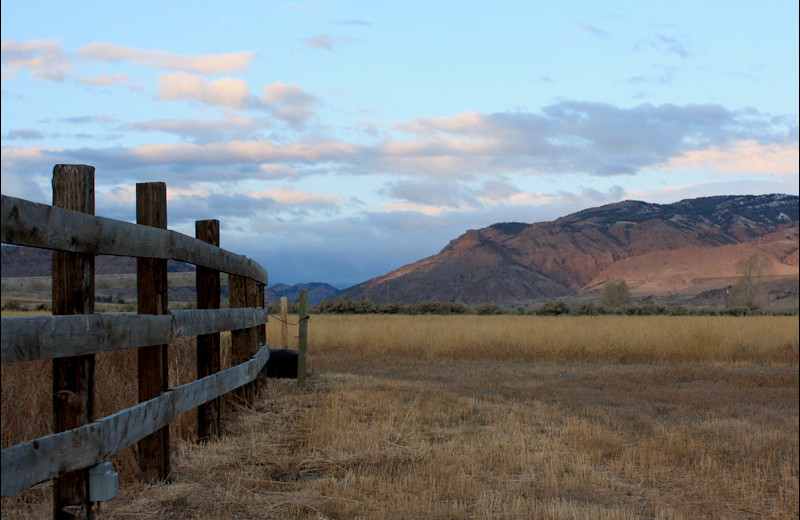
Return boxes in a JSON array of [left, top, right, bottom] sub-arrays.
[[266, 349, 298, 379]]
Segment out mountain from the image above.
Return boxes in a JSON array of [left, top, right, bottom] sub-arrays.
[[337, 194, 799, 306], [265, 282, 340, 305]]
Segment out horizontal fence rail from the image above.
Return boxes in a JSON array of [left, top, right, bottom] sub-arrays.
[[1, 271, 233, 294], [1, 344, 271, 497], [1, 195, 267, 285], [1, 308, 270, 363]]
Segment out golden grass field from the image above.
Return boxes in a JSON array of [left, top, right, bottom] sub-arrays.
[[2, 313, 798, 519]]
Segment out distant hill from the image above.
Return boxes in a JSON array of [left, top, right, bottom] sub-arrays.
[[265, 283, 340, 305], [336, 194, 799, 308], [0, 246, 195, 277]]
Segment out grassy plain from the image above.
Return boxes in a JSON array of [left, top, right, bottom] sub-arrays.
[[2, 314, 798, 519]]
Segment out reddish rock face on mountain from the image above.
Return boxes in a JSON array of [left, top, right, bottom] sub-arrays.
[[337, 194, 799, 305]]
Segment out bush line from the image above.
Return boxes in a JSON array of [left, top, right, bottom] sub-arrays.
[[4, 298, 795, 316], [269, 299, 798, 317]]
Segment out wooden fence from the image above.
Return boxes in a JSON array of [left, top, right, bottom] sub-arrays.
[[1, 165, 271, 518]]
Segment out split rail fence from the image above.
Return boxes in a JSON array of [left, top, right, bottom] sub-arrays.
[[1, 165, 271, 518]]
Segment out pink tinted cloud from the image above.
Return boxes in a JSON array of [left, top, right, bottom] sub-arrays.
[[129, 139, 359, 164], [1, 38, 69, 81], [665, 140, 799, 177], [158, 72, 250, 109], [396, 111, 488, 136], [77, 42, 256, 74], [252, 187, 341, 206], [80, 72, 129, 86], [262, 82, 317, 104]]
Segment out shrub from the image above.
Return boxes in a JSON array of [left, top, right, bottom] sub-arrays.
[[536, 301, 570, 316], [474, 303, 502, 315], [2, 300, 23, 311]]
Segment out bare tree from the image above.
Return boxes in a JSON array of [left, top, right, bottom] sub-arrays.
[[731, 254, 773, 309], [601, 278, 631, 308]]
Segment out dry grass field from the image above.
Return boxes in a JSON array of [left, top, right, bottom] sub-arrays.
[[2, 314, 798, 519]]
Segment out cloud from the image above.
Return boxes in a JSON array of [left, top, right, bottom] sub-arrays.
[[127, 139, 359, 165], [634, 34, 690, 59], [76, 42, 256, 74], [158, 72, 251, 108], [3, 128, 44, 141], [79, 72, 128, 86], [396, 111, 487, 136], [1, 38, 69, 81], [252, 187, 341, 207], [301, 35, 358, 52], [3, 102, 795, 198], [262, 82, 317, 105], [0, 169, 49, 201], [628, 68, 675, 86], [128, 115, 270, 143], [573, 185, 627, 202], [370, 102, 797, 178], [663, 140, 799, 177], [156, 75, 319, 126], [1, 145, 64, 174], [50, 115, 120, 125], [258, 164, 298, 178], [378, 178, 583, 217], [260, 82, 320, 125], [165, 186, 344, 226], [332, 19, 371, 26], [92, 183, 345, 227], [577, 22, 610, 39], [627, 179, 798, 205], [381, 179, 480, 209]]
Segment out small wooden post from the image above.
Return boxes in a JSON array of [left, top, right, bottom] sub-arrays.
[[196, 219, 221, 441], [230, 274, 254, 405], [280, 296, 289, 350], [136, 182, 170, 482], [297, 289, 309, 388], [52, 164, 95, 520]]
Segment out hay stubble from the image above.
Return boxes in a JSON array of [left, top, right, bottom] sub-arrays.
[[2, 314, 797, 519]]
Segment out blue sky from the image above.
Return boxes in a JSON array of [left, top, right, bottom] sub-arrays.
[[2, 1, 798, 287]]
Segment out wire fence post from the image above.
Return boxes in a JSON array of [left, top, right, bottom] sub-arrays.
[[280, 296, 288, 349], [297, 289, 309, 388]]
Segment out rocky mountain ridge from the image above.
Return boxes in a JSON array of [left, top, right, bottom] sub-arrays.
[[337, 194, 799, 306]]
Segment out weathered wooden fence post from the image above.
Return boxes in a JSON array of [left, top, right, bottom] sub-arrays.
[[297, 289, 309, 388], [136, 182, 170, 482], [196, 219, 221, 441], [256, 283, 268, 389], [52, 164, 96, 520], [246, 278, 260, 393], [230, 274, 254, 405]]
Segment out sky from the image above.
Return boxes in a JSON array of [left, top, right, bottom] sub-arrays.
[[1, 1, 798, 288]]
